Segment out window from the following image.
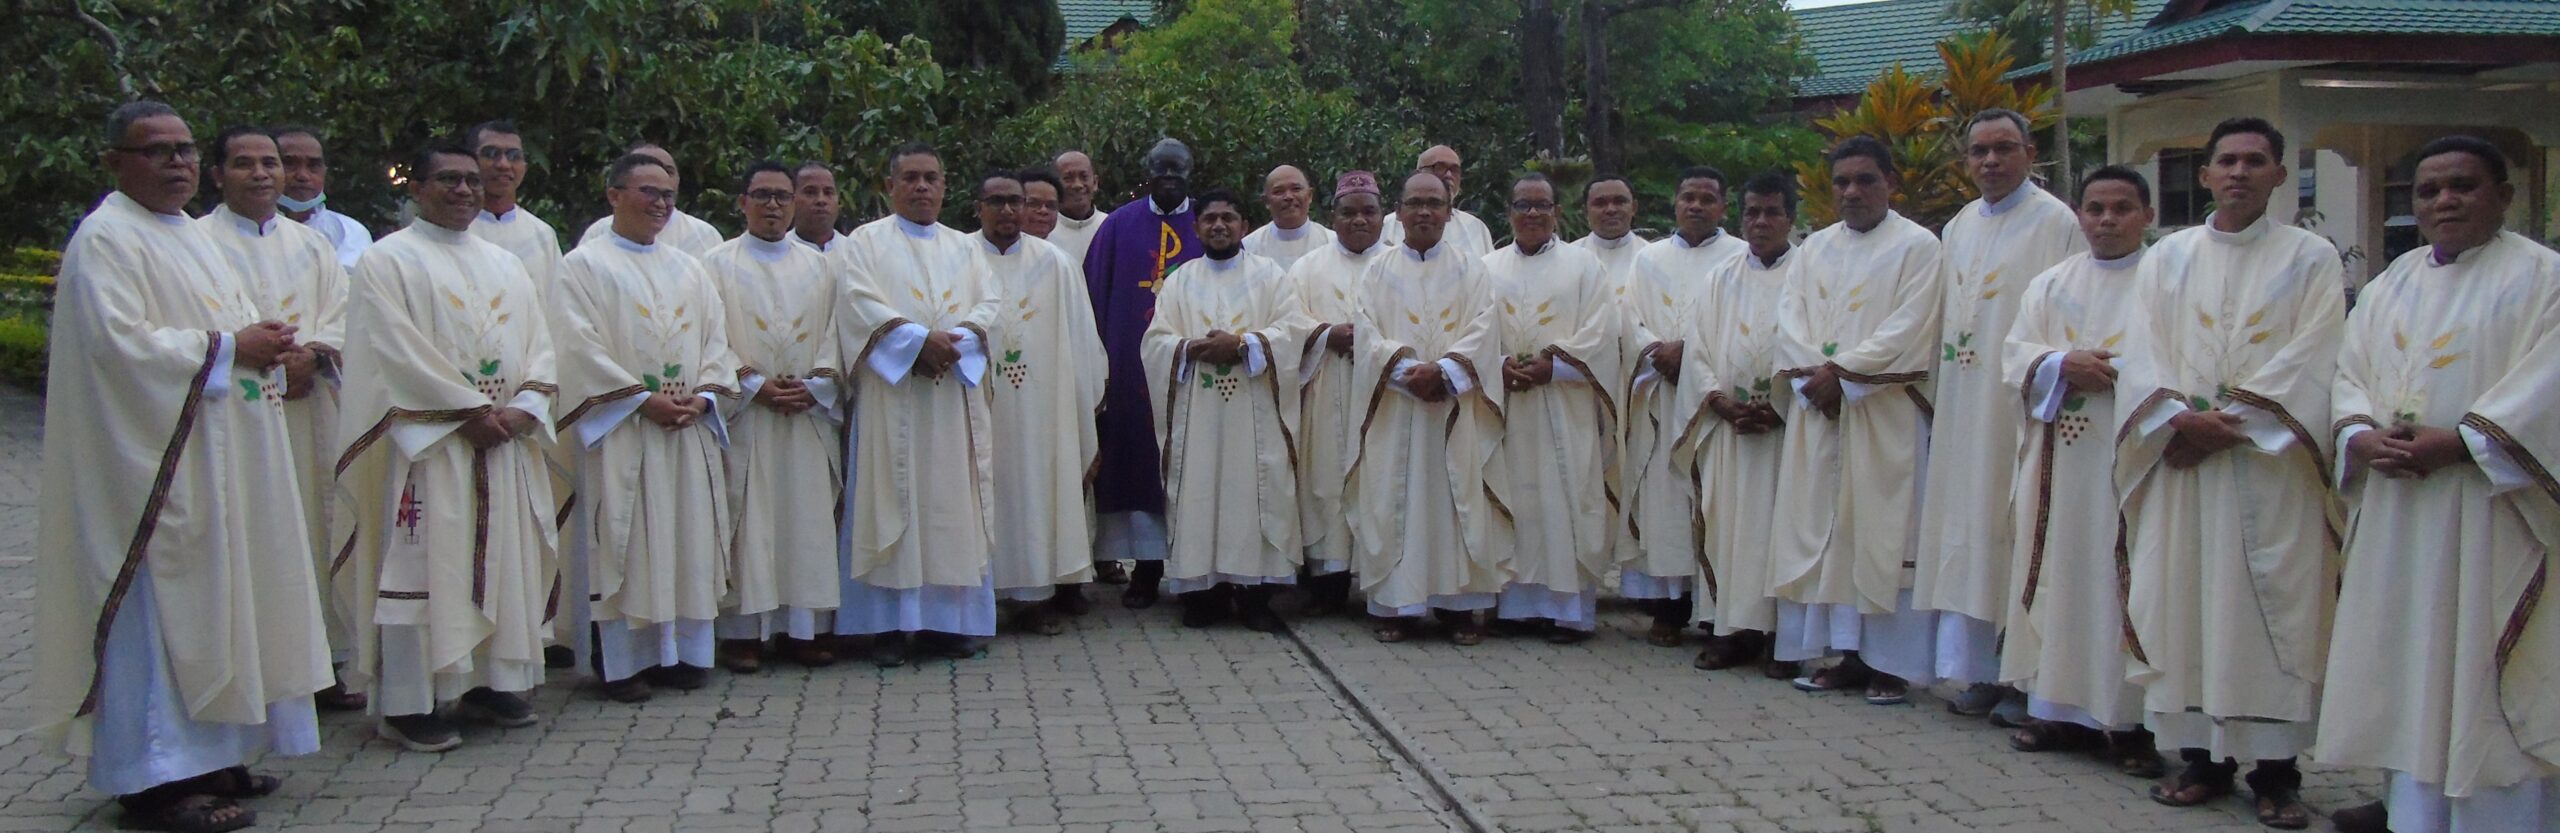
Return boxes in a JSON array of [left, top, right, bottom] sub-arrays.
[[2157, 148, 2210, 227]]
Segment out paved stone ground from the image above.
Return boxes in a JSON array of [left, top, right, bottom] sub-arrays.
[[0, 386, 2380, 832]]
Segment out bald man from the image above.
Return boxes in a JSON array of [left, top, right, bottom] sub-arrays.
[[1241, 165, 1333, 270], [1048, 150, 1106, 267], [1380, 146, 1496, 258]]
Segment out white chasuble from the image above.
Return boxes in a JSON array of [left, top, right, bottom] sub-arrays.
[[1617, 232, 1748, 593], [580, 209, 723, 256], [2112, 213, 2343, 756], [1912, 187, 2084, 627], [979, 231, 1107, 593], [1142, 253, 1314, 587], [700, 235, 845, 617], [1994, 250, 2146, 728], [200, 205, 351, 652], [1289, 241, 1386, 571], [1768, 211, 1946, 615], [330, 220, 558, 699], [472, 206, 566, 298], [34, 192, 330, 754], [1572, 232, 1646, 289], [1382, 209, 1496, 260], [836, 217, 1000, 591], [1348, 243, 1511, 611], [1047, 209, 1104, 268], [1670, 248, 1795, 635], [2316, 232, 2560, 796], [1242, 221, 1333, 271], [551, 236, 742, 629], [1483, 241, 1623, 602]]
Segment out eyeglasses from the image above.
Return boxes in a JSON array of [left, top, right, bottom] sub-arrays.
[[113, 142, 200, 164], [477, 146, 527, 162], [426, 171, 484, 190], [617, 185, 677, 205], [1509, 200, 1556, 214], [744, 189, 793, 206]]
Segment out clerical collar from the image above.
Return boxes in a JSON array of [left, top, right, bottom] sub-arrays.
[[220, 206, 279, 237], [1748, 247, 1791, 270], [1059, 210, 1099, 229], [1205, 246, 1244, 269], [1149, 197, 1191, 217], [610, 232, 658, 253], [795, 229, 839, 252], [894, 215, 937, 239], [1979, 185, 2033, 217], [1672, 229, 1725, 250], [1518, 238, 1555, 256], [2202, 212, 2270, 247], [2430, 234, 2498, 267], [1401, 241, 1445, 262], [978, 233, 1021, 256], [1270, 222, 1308, 241], [409, 217, 471, 244], [478, 206, 520, 224], [1339, 240, 1379, 258], [2092, 246, 2145, 270], [744, 234, 794, 263], [1586, 232, 1635, 250]]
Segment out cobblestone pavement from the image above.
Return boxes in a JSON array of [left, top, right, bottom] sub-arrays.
[[0, 387, 2379, 832]]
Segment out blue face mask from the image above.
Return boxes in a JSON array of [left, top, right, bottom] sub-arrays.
[[278, 192, 326, 213]]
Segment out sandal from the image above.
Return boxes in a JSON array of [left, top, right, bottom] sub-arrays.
[[1863, 677, 1909, 706], [1645, 622, 1685, 648], [1792, 661, 1872, 693], [120, 793, 254, 833], [1449, 623, 1487, 646], [1373, 619, 1412, 643], [717, 640, 763, 674], [2148, 766, 2234, 807], [2007, 720, 2103, 753], [2254, 788, 2311, 830], [2108, 731, 2168, 779], [188, 767, 280, 800]]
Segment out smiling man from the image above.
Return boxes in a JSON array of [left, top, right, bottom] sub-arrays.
[[1484, 173, 1621, 643], [551, 152, 745, 704], [465, 120, 566, 297], [1143, 188, 1314, 632], [1242, 164, 1334, 270], [2110, 117, 2343, 829], [978, 167, 1107, 635], [2316, 135, 2560, 833], [1289, 171, 1391, 614], [697, 161, 845, 674], [36, 101, 326, 833], [577, 142, 724, 255], [1083, 138, 1204, 607], [1572, 175, 1645, 282], [331, 138, 558, 754], [833, 143, 1003, 667], [198, 124, 357, 712], [1048, 150, 1107, 266]]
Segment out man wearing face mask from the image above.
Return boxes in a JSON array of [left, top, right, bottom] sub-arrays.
[[276, 125, 373, 269], [1241, 165, 1332, 270], [198, 124, 358, 712], [1082, 138, 1204, 608]]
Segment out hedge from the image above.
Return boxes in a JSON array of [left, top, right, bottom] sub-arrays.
[[0, 247, 56, 388]]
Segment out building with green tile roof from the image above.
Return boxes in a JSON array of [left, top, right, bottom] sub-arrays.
[[1055, 0, 1155, 68]]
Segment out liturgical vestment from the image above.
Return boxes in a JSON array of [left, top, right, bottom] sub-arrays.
[[1484, 240, 1622, 630], [1671, 247, 1795, 635], [1290, 239, 1386, 574], [1617, 231, 1748, 600], [1143, 252, 1313, 591], [979, 231, 1107, 599], [698, 234, 844, 639]]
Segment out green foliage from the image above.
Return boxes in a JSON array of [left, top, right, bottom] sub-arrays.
[[1117, 0, 1297, 74], [0, 315, 49, 390], [1940, 0, 2141, 65], [1794, 31, 2055, 231], [2, 1, 1000, 246], [0, 246, 56, 389]]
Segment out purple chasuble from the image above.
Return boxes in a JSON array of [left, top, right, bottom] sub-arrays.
[[1083, 197, 1202, 514]]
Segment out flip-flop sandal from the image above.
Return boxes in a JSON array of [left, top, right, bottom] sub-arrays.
[[194, 767, 279, 800], [1863, 684, 1908, 706], [1792, 663, 1871, 693], [2254, 790, 2311, 830], [2007, 722, 2101, 752], [120, 794, 254, 833], [2148, 771, 2233, 807]]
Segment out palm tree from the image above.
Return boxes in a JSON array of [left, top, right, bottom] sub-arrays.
[[1943, 0, 2137, 195]]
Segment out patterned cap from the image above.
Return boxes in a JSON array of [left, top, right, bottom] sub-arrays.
[[1334, 170, 1380, 200]]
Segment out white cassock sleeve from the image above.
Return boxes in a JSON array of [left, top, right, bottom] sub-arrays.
[[2025, 353, 2068, 424], [2459, 424, 2533, 495], [867, 322, 929, 384], [950, 327, 987, 388], [577, 390, 651, 449], [697, 391, 730, 448]]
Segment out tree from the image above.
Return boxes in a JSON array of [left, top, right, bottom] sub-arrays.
[[913, 0, 1066, 107], [1941, 0, 2138, 195], [1795, 31, 2054, 231]]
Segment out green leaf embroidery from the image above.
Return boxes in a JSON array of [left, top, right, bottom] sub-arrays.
[[239, 378, 262, 400], [1821, 341, 1838, 357], [1942, 343, 1957, 362], [1752, 377, 1772, 393], [1957, 331, 1972, 347], [643, 374, 662, 391], [2062, 396, 2087, 413], [1199, 371, 1214, 390], [2189, 395, 2212, 412], [479, 358, 502, 377], [662, 362, 683, 380], [1004, 349, 1022, 363]]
